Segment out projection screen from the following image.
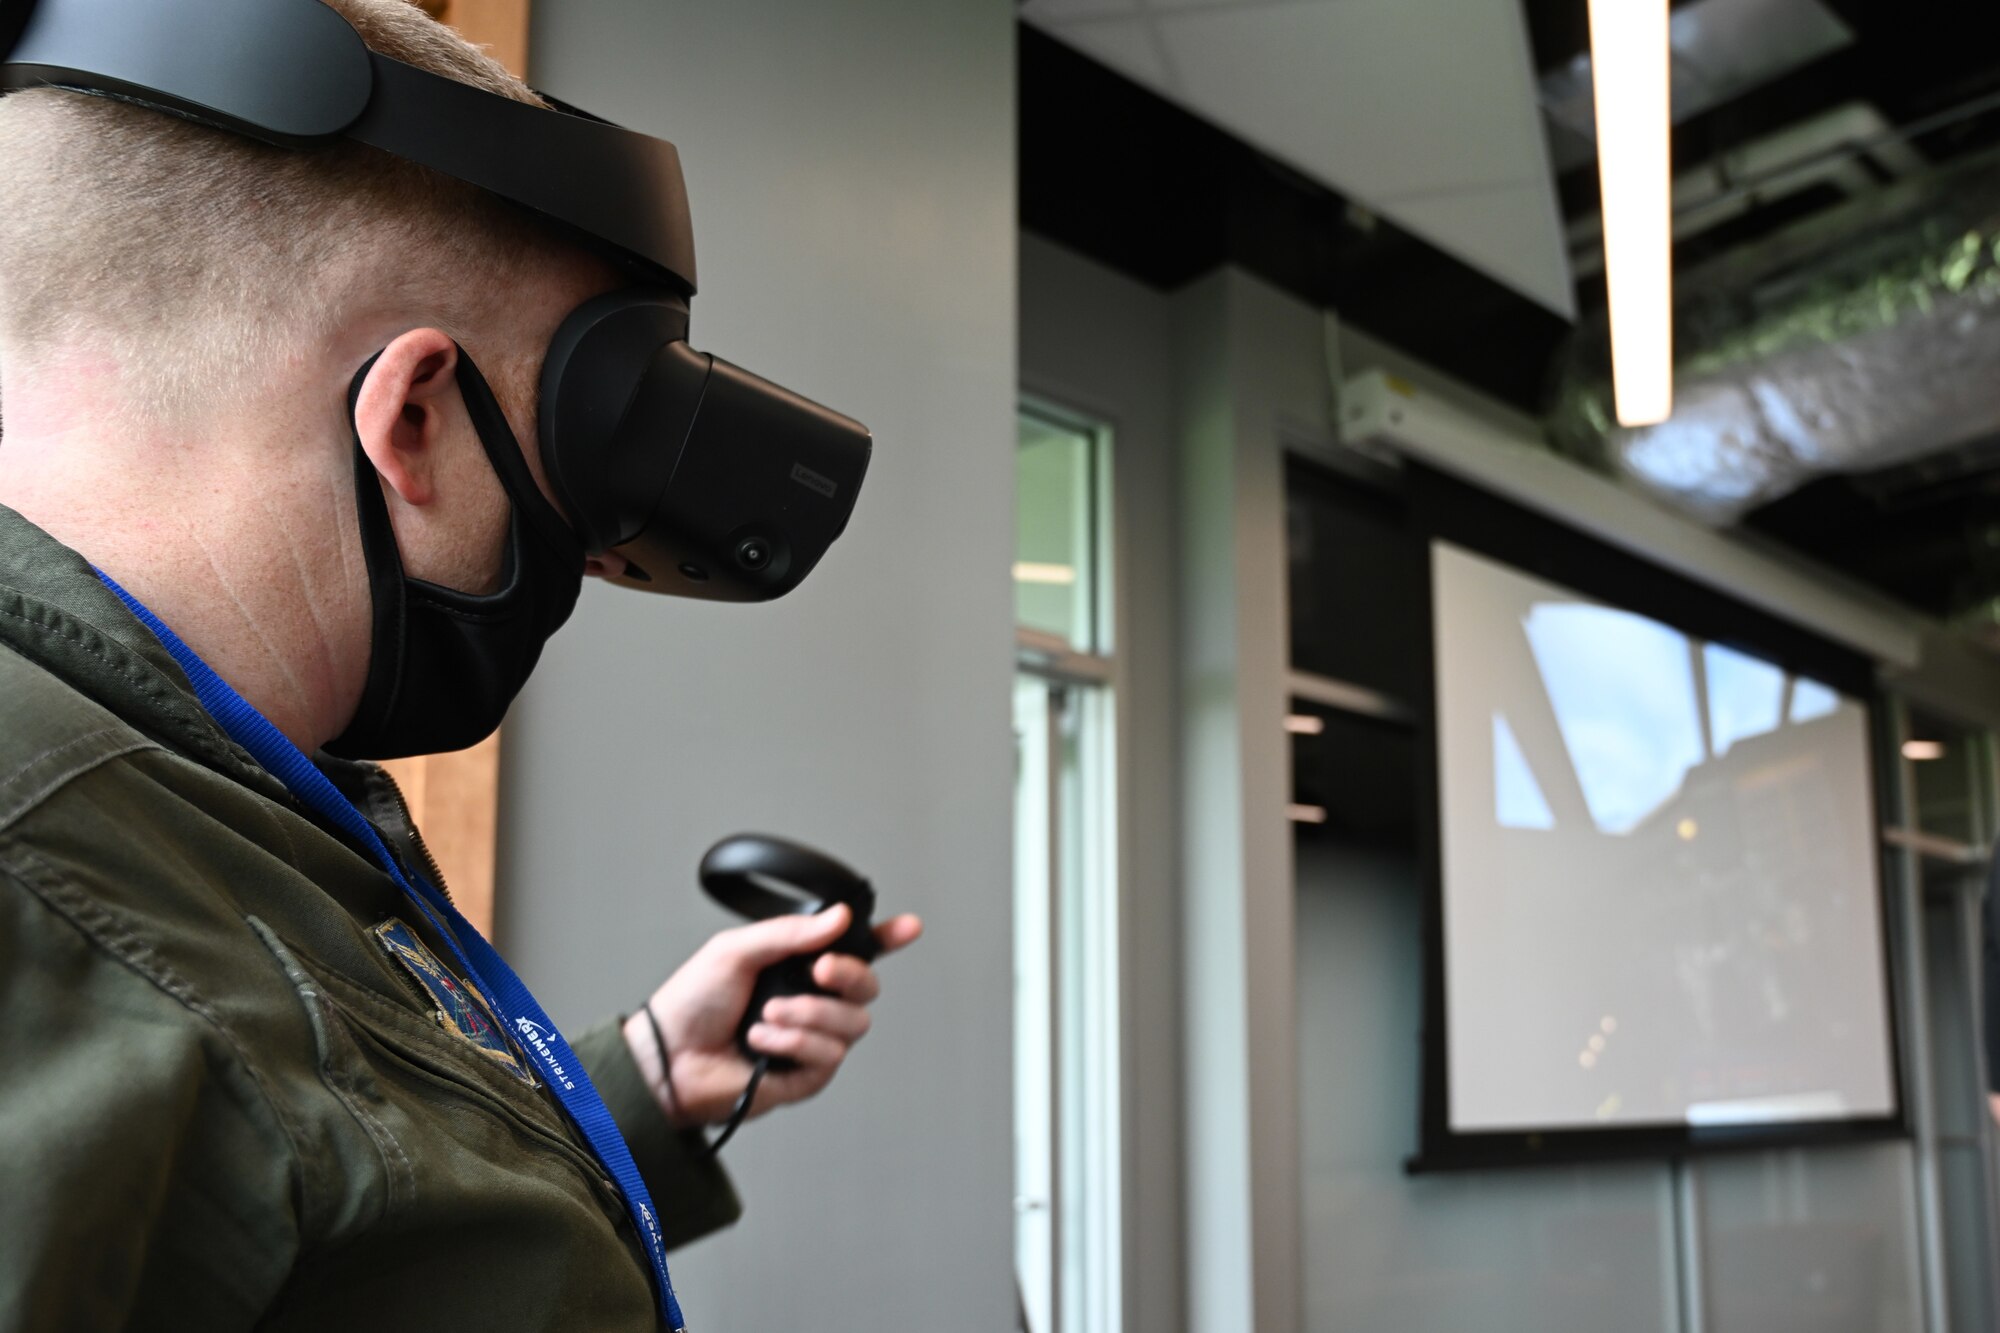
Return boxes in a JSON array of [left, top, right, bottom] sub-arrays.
[[1432, 540, 1898, 1135]]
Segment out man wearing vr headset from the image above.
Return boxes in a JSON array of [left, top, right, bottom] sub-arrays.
[[0, 0, 911, 1328]]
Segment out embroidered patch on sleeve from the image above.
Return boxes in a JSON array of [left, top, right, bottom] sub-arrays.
[[371, 917, 537, 1086]]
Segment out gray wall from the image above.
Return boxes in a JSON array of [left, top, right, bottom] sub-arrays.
[[499, 5, 1017, 1331], [1297, 837, 1679, 1333]]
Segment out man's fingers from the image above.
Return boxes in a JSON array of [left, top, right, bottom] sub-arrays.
[[762, 994, 872, 1044], [813, 953, 880, 1003], [753, 1062, 836, 1115], [801, 914, 921, 999], [746, 1021, 848, 1071], [706, 908, 917, 985], [873, 913, 924, 956], [705, 904, 852, 974]]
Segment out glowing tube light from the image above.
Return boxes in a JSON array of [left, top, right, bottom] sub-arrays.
[[1589, 0, 1673, 427]]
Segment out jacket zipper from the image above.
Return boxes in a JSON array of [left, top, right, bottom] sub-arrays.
[[370, 764, 456, 905], [367, 764, 547, 1094]]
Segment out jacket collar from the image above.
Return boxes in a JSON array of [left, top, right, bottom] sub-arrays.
[[0, 503, 293, 803]]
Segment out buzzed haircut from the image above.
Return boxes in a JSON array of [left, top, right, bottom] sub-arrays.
[[0, 0, 578, 422]]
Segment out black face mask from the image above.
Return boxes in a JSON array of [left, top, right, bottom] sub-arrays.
[[325, 348, 586, 761]]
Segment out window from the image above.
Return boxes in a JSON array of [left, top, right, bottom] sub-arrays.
[[1016, 410, 1103, 651], [1013, 404, 1120, 1333]]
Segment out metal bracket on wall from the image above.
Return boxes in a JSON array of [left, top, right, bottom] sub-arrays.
[[1340, 367, 1924, 671]]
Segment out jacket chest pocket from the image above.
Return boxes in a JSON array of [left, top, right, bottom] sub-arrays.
[[313, 962, 628, 1217]]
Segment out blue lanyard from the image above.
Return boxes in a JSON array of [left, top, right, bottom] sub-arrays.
[[97, 572, 689, 1333]]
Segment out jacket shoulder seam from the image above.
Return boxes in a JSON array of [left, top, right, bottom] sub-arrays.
[[0, 598, 266, 783], [0, 726, 158, 836]]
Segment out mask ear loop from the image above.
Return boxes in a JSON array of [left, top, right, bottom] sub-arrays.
[[347, 343, 586, 605], [333, 346, 566, 758], [450, 346, 585, 568], [341, 353, 410, 750]]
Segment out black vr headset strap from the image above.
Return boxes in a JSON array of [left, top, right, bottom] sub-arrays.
[[0, 0, 370, 142], [1, 0, 697, 292], [347, 53, 696, 295]]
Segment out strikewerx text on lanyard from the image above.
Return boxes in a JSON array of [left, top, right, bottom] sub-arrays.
[[94, 570, 690, 1333]]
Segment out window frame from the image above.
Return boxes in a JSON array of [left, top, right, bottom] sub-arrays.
[[1013, 398, 1123, 1333]]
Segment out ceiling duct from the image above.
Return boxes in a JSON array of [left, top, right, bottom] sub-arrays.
[[1539, 0, 1853, 174], [1551, 147, 2000, 526], [1564, 103, 1924, 281]]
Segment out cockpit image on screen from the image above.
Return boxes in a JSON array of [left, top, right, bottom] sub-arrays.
[[1432, 541, 1898, 1134]]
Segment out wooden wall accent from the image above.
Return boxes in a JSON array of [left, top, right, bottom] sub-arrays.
[[379, 0, 532, 939], [423, 0, 531, 79], [380, 733, 503, 936]]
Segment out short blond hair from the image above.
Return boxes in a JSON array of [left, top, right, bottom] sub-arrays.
[[0, 0, 576, 420]]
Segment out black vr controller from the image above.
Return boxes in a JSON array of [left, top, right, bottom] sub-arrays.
[[699, 834, 879, 1071]]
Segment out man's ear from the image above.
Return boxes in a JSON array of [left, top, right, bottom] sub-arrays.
[[352, 329, 461, 508]]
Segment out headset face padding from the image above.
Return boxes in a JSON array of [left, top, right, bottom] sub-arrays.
[[538, 290, 871, 602]]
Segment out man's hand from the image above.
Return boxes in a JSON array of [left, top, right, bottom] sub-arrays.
[[623, 906, 923, 1129]]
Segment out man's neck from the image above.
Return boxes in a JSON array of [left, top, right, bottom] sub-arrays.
[[0, 403, 371, 753]]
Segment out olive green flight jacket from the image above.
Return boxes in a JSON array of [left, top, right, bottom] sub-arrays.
[[0, 506, 739, 1330]]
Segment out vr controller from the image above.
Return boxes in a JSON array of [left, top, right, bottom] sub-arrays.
[[699, 834, 879, 1070]]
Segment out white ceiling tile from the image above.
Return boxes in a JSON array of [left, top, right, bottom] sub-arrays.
[[1380, 181, 1575, 319], [1136, 0, 1571, 315], [1154, 0, 1546, 199], [1033, 15, 1174, 88], [1020, 0, 1146, 23]]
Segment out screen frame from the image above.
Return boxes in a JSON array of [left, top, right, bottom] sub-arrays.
[[1405, 464, 1910, 1173]]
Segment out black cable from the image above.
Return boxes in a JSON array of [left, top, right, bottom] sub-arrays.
[[640, 1002, 681, 1122], [640, 1001, 766, 1157], [704, 1056, 768, 1157]]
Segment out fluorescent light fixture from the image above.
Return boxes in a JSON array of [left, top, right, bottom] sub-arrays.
[[1589, 0, 1673, 426], [1286, 803, 1329, 825], [1902, 739, 1947, 761], [1013, 561, 1077, 585], [1284, 713, 1326, 736]]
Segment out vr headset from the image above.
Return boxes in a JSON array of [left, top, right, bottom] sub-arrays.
[[0, 0, 870, 601]]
